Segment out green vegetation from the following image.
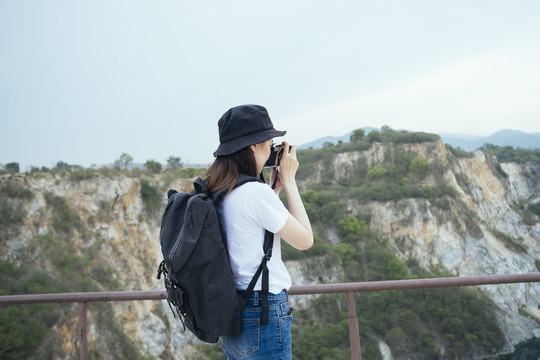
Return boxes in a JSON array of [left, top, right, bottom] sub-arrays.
[[68, 166, 98, 180], [491, 229, 528, 254], [282, 233, 330, 260], [297, 136, 456, 208], [499, 338, 540, 360], [7, 152, 191, 180], [0, 199, 26, 240], [0, 261, 61, 359], [115, 152, 134, 170], [289, 204, 505, 359], [529, 203, 540, 218], [4, 162, 20, 173], [0, 226, 126, 359], [44, 192, 87, 235], [2, 133, 534, 359], [166, 155, 183, 170], [445, 144, 473, 158], [0, 181, 34, 241], [196, 341, 227, 360], [482, 144, 540, 164], [0, 181, 34, 199], [140, 179, 162, 215], [144, 160, 162, 174], [288, 131, 505, 358]]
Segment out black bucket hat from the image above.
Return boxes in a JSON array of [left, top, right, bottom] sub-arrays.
[[213, 104, 286, 157]]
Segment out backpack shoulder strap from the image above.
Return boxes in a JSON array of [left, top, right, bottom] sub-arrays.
[[205, 174, 262, 204], [239, 229, 273, 325]]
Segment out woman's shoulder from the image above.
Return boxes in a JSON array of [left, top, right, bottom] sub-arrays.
[[228, 181, 280, 204], [235, 181, 273, 195]]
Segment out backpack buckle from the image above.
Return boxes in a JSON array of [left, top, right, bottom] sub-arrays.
[[157, 260, 167, 280]]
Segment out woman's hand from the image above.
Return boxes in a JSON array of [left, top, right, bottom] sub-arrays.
[[270, 141, 297, 194], [276, 141, 298, 191]]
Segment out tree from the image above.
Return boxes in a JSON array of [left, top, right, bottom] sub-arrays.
[[115, 153, 133, 170], [381, 125, 394, 134], [144, 160, 162, 174], [350, 129, 365, 142], [140, 179, 161, 214], [337, 216, 367, 242], [367, 130, 382, 143], [5, 162, 19, 173], [55, 161, 71, 171], [368, 165, 388, 179], [166, 156, 183, 170], [322, 141, 335, 148], [408, 158, 429, 179]]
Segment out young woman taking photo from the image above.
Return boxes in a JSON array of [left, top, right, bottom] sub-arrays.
[[204, 104, 313, 359]]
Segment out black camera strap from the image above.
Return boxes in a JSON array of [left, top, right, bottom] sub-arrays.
[[270, 148, 284, 190]]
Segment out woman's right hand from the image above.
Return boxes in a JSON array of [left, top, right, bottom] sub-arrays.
[[276, 141, 298, 191]]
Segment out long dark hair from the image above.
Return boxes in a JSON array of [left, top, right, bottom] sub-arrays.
[[204, 146, 258, 194]]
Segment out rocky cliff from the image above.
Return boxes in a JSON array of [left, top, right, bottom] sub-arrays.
[[334, 142, 540, 351], [1, 139, 539, 359]]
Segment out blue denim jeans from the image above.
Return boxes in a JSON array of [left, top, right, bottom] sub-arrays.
[[221, 290, 293, 360]]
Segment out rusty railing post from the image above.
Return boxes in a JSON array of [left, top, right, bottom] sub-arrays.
[[346, 292, 362, 360], [78, 302, 88, 360]]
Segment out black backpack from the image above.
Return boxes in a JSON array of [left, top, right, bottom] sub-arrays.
[[156, 175, 274, 343]]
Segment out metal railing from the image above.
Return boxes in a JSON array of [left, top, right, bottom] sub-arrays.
[[1, 273, 540, 360]]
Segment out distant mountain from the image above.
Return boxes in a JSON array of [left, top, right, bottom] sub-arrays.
[[441, 130, 540, 151], [300, 129, 540, 151]]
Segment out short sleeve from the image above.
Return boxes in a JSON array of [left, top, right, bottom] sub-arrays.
[[244, 183, 288, 234]]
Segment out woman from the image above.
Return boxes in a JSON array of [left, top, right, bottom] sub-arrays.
[[204, 104, 313, 359]]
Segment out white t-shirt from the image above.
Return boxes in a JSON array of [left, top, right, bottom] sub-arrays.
[[217, 181, 291, 294]]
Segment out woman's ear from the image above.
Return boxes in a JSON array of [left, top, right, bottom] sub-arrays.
[[250, 144, 257, 152]]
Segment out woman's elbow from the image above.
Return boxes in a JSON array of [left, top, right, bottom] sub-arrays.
[[296, 231, 313, 250]]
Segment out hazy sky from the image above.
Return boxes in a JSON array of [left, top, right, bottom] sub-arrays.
[[1, 1, 539, 169]]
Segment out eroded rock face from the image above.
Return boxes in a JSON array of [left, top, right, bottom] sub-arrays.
[[2, 141, 539, 358], [331, 144, 540, 351]]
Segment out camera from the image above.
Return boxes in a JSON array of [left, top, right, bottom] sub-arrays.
[[264, 144, 291, 168]]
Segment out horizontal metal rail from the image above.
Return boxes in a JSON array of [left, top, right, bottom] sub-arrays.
[[3, 273, 539, 305], [1, 273, 540, 360]]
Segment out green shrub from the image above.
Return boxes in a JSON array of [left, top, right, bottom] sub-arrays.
[[0, 261, 64, 359], [0, 305, 55, 360], [0, 199, 26, 241], [446, 144, 472, 158], [179, 167, 206, 178], [494, 162, 508, 178], [408, 158, 429, 179], [483, 144, 540, 164], [368, 165, 388, 179], [529, 203, 540, 218], [282, 233, 329, 261], [337, 216, 367, 243], [68, 167, 97, 180], [0, 182, 34, 199], [144, 160, 162, 174], [491, 229, 528, 254], [292, 191, 506, 358], [44, 192, 85, 234], [0, 182, 33, 241], [421, 184, 433, 198], [140, 179, 162, 215]]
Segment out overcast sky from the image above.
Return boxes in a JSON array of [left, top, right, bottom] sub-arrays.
[[1, 1, 539, 170]]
